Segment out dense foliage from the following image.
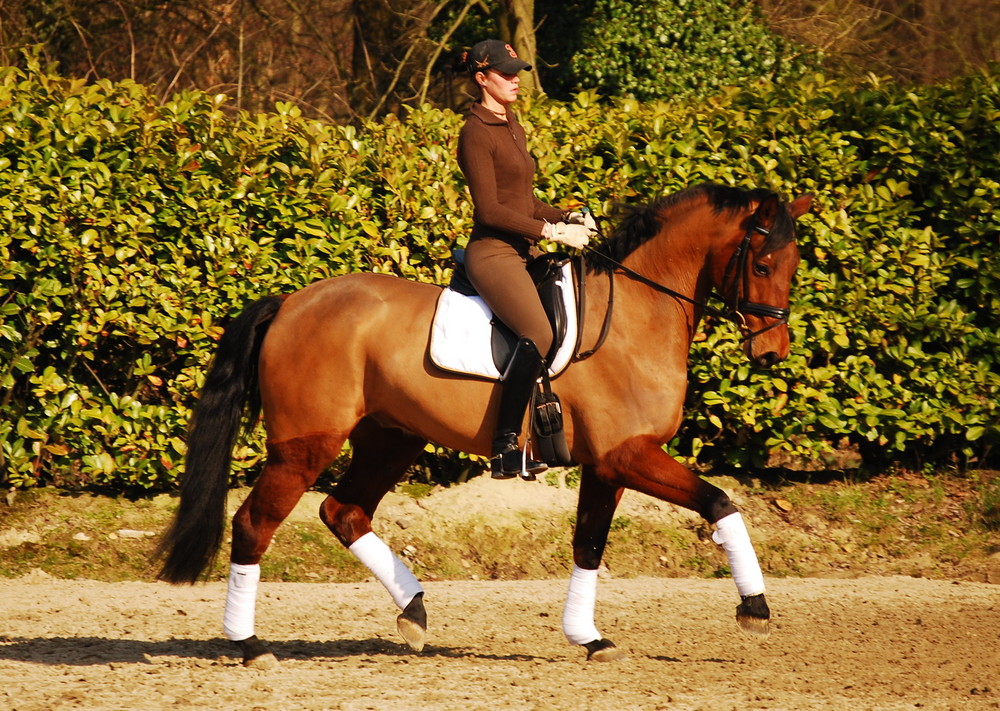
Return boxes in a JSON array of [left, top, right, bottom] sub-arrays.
[[1, 58, 997, 490], [535, 0, 822, 100]]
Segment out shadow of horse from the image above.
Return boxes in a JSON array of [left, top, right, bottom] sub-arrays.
[[0, 636, 542, 665], [647, 654, 734, 664]]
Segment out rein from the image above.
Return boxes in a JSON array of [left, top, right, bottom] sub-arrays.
[[573, 219, 790, 362]]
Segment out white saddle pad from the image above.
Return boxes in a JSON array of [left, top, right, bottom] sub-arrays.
[[428, 261, 578, 381]]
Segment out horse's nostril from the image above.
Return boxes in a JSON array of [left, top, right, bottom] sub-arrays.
[[756, 352, 779, 368]]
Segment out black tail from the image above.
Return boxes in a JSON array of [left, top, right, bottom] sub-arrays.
[[156, 296, 285, 584]]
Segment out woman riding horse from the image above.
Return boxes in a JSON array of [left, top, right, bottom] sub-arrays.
[[458, 39, 597, 479], [158, 182, 812, 666]]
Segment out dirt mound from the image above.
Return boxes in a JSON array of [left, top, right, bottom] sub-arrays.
[[351, 473, 700, 529], [2, 470, 998, 584]]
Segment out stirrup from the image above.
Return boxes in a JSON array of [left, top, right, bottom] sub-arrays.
[[490, 444, 547, 480]]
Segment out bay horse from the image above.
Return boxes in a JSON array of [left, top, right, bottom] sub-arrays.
[[158, 183, 812, 666]]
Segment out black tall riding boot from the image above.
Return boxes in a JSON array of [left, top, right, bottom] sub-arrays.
[[491, 337, 548, 480]]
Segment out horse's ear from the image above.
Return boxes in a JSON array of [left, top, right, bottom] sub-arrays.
[[788, 194, 814, 219]]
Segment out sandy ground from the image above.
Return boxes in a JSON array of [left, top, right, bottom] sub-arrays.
[[1, 574, 997, 711]]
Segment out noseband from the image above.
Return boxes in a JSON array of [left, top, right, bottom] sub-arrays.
[[575, 218, 791, 361]]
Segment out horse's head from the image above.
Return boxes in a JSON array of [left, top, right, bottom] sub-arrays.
[[717, 192, 812, 368], [585, 184, 813, 368]]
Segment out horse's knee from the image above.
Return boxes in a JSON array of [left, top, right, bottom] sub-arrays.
[[703, 489, 738, 524], [319, 497, 371, 547]]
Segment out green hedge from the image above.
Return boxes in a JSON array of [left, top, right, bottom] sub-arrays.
[[1, 58, 997, 489], [535, 0, 820, 101]]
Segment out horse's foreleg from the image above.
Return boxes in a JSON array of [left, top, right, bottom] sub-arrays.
[[563, 468, 628, 662], [227, 431, 344, 667], [319, 420, 429, 651], [712, 511, 770, 635], [599, 435, 770, 636]]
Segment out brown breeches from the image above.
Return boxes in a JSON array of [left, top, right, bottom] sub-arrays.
[[464, 237, 554, 358]]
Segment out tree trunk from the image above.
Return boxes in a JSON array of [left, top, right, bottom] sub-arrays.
[[499, 0, 541, 96]]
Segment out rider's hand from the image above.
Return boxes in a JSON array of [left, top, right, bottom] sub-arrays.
[[546, 222, 593, 250], [565, 210, 598, 232]]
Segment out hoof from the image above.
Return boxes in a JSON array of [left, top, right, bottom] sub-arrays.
[[396, 592, 427, 652], [245, 652, 279, 670], [583, 638, 627, 662], [736, 593, 771, 638], [234, 635, 279, 669]]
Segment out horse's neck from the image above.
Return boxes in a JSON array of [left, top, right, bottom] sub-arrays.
[[630, 218, 724, 304]]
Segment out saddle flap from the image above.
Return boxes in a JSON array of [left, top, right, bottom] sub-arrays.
[[529, 253, 571, 361]]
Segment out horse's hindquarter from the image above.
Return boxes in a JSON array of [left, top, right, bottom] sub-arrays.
[[258, 273, 495, 451]]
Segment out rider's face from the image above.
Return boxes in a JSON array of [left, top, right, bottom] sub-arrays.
[[478, 69, 521, 106]]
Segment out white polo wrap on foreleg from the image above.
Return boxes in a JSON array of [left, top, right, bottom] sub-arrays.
[[712, 511, 766, 597], [349, 531, 424, 610], [562, 565, 602, 645], [223, 562, 260, 641]]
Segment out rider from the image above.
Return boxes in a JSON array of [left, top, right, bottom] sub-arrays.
[[457, 39, 597, 479]]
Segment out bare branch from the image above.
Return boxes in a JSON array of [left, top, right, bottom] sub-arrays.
[[112, 0, 136, 80], [418, 0, 480, 104], [57, 0, 99, 80], [162, 1, 237, 99]]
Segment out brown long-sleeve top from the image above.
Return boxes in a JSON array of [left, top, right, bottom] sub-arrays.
[[457, 102, 564, 245]]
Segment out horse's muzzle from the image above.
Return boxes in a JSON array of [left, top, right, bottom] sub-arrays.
[[753, 350, 782, 368]]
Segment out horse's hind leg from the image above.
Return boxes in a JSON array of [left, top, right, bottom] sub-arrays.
[[226, 431, 345, 667], [318, 418, 429, 651]]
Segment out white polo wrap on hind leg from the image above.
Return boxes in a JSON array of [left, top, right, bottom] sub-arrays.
[[562, 565, 602, 645], [223, 562, 260, 641], [712, 512, 766, 597], [349, 531, 424, 610]]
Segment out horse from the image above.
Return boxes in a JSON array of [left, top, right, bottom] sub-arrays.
[[157, 182, 813, 667]]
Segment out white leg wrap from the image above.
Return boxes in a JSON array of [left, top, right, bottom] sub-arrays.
[[561, 565, 602, 645], [223, 562, 260, 641], [349, 532, 424, 610], [712, 512, 766, 597]]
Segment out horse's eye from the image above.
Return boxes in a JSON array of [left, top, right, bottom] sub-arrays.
[[753, 263, 772, 277]]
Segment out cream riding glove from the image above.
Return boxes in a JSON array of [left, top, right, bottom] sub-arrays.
[[565, 210, 598, 232], [544, 222, 594, 249]]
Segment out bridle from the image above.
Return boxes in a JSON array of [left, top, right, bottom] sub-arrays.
[[573, 216, 791, 362], [720, 221, 792, 338]]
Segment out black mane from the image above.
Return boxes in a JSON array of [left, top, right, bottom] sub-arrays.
[[584, 183, 792, 275]]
